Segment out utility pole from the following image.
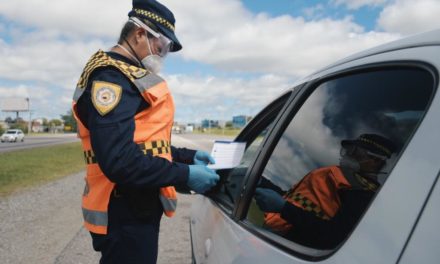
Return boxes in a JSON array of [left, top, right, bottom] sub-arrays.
[[26, 98, 31, 134]]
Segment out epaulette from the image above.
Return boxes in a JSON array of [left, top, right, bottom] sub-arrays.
[[76, 50, 149, 90]]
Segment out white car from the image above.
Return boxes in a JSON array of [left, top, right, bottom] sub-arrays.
[[190, 29, 440, 264], [1, 129, 25, 143]]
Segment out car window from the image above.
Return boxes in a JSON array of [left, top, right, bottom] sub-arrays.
[[246, 67, 434, 251], [209, 92, 292, 209], [6, 131, 16, 134]]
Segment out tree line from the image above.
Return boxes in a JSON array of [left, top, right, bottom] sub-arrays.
[[1, 110, 77, 134]]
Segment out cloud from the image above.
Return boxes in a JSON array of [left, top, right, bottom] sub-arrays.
[[167, 0, 399, 76], [0, 72, 291, 121], [167, 73, 293, 122], [0, 33, 107, 89], [264, 87, 344, 190], [0, 0, 400, 80], [302, 4, 325, 19], [0, 0, 406, 121], [0, 84, 61, 119], [0, 85, 31, 99], [332, 0, 389, 10], [378, 0, 440, 35], [0, 0, 130, 38]]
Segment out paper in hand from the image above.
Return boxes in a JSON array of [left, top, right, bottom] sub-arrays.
[[207, 141, 246, 170]]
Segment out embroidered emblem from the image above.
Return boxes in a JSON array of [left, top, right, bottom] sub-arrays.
[[131, 68, 148, 79], [91, 81, 122, 115]]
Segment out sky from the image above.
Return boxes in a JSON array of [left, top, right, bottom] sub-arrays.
[[0, 0, 440, 123]]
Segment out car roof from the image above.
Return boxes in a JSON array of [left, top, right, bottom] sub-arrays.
[[308, 29, 440, 79]]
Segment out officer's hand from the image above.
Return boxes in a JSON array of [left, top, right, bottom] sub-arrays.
[[254, 188, 286, 213], [193, 150, 215, 166], [187, 165, 220, 194]]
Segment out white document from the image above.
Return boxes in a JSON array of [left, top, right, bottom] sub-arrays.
[[207, 141, 246, 170]]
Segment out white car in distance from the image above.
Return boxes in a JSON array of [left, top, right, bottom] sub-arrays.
[[1, 129, 25, 143]]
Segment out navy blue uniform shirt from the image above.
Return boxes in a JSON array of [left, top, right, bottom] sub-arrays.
[[280, 188, 374, 249], [76, 51, 195, 189]]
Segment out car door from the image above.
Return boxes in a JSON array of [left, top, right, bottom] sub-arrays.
[[191, 44, 439, 264], [190, 90, 297, 263], [398, 171, 440, 264], [233, 47, 439, 263]]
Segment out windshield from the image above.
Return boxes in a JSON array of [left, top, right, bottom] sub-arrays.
[[6, 131, 17, 134]]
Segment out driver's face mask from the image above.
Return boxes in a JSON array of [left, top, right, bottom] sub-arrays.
[[339, 156, 361, 172]]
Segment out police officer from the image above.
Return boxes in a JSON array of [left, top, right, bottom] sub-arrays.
[[255, 134, 396, 249], [72, 0, 219, 263]]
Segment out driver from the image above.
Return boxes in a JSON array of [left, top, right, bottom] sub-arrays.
[[255, 134, 396, 248]]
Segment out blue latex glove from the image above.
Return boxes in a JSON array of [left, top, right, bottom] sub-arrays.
[[187, 165, 220, 193], [193, 150, 215, 166], [254, 188, 286, 213]]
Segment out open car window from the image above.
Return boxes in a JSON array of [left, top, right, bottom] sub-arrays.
[[208, 91, 293, 211], [245, 66, 435, 253]]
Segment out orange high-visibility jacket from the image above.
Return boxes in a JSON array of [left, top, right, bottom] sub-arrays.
[[264, 166, 351, 234], [72, 50, 177, 234]]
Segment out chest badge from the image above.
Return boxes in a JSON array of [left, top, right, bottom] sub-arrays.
[[91, 81, 122, 116]]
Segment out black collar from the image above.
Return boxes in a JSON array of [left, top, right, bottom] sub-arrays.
[[107, 50, 139, 66]]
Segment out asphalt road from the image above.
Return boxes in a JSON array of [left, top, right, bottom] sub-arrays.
[[0, 133, 233, 264], [0, 133, 79, 153]]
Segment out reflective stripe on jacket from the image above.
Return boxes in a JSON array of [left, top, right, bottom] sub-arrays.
[[72, 50, 177, 235], [264, 166, 351, 234]]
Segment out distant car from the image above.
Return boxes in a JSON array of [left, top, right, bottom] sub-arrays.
[[1, 129, 25, 142], [172, 126, 184, 134], [190, 30, 440, 263]]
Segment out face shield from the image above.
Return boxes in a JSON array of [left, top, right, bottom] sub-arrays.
[[129, 17, 173, 57], [340, 145, 387, 162]]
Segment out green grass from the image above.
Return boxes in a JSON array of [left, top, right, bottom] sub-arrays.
[[26, 132, 77, 137], [193, 128, 242, 137], [0, 142, 84, 196]]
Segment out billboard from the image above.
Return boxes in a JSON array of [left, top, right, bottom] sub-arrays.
[[0, 98, 29, 112]]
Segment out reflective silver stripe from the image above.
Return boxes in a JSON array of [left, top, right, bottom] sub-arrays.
[[133, 73, 164, 93], [82, 208, 108, 226], [73, 86, 85, 102], [159, 195, 177, 212]]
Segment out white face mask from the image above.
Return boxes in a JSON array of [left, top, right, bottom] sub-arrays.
[[141, 37, 163, 74], [141, 54, 163, 74]]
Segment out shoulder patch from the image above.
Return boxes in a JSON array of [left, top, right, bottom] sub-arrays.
[[91, 81, 122, 116], [131, 68, 148, 79]]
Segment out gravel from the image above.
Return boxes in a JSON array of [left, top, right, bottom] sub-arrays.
[[0, 134, 219, 263], [0, 171, 196, 264], [0, 172, 85, 264]]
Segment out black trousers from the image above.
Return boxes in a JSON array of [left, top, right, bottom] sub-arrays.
[[90, 192, 163, 264]]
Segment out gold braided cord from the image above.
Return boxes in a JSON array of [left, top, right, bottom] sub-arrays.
[[76, 50, 145, 89], [133, 8, 175, 31], [359, 137, 392, 156]]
